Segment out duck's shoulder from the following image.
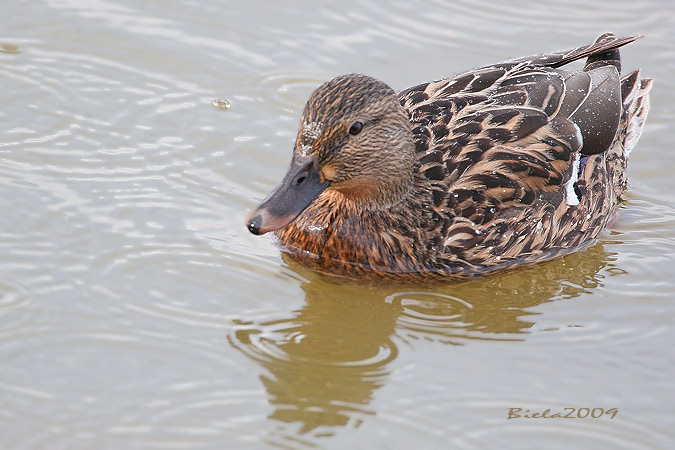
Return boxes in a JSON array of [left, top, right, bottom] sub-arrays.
[[397, 61, 579, 166], [398, 62, 575, 139], [399, 64, 578, 216]]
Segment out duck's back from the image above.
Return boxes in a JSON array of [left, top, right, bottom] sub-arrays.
[[391, 33, 652, 276]]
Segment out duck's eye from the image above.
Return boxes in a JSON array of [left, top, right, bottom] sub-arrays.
[[348, 121, 363, 136]]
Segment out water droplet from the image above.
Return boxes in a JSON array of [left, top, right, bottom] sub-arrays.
[[211, 99, 231, 110], [0, 43, 21, 53]]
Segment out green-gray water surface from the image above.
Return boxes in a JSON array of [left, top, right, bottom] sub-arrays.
[[2, 1, 674, 448]]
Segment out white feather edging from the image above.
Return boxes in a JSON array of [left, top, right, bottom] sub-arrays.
[[565, 152, 581, 206]]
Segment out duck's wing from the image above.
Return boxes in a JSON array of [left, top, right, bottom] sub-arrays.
[[496, 33, 639, 71], [399, 33, 639, 104], [398, 34, 635, 231]]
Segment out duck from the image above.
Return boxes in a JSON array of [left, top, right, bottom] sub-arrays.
[[246, 33, 652, 279]]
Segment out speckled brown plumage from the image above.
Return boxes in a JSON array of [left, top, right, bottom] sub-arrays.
[[246, 33, 652, 280]]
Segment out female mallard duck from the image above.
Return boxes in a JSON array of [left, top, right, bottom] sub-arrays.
[[246, 33, 652, 279]]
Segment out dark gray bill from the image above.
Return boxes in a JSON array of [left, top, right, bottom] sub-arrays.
[[245, 156, 329, 235]]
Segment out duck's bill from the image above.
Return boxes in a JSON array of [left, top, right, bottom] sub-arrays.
[[246, 156, 329, 235]]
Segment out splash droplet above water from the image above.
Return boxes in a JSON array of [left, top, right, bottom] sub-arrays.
[[211, 99, 231, 110], [0, 43, 20, 53]]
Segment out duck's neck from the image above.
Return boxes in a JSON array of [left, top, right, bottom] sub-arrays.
[[335, 131, 417, 212], [336, 173, 415, 212]]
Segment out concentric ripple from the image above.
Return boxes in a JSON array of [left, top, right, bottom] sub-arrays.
[[229, 295, 399, 436], [386, 291, 477, 340], [231, 315, 397, 369]]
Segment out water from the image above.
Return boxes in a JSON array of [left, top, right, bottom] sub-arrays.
[[2, 0, 674, 448]]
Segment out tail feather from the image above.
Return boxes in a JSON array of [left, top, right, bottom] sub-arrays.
[[552, 33, 641, 69], [621, 70, 653, 156]]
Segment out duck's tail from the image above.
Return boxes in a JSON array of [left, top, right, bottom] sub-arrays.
[[581, 33, 653, 158], [604, 68, 653, 200], [620, 69, 653, 157], [575, 33, 653, 201]]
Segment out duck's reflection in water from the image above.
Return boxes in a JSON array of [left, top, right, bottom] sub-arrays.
[[230, 243, 616, 437]]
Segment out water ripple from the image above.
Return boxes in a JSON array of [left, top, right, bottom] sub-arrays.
[[229, 299, 398, 436], [0, 277, 30, 310], [2, 1, 673, 449], [246, 70, 329, 114], [386, 291, 490, 344], [232, 316, 397, 369]]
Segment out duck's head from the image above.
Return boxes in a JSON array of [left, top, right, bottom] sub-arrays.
[[246, 74, 416, 235]]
